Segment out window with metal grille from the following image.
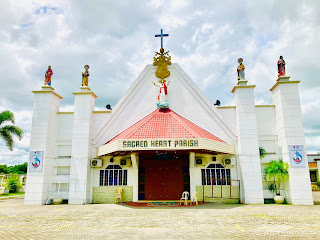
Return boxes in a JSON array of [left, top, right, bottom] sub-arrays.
[[99, 165, 127, 186], [201, 164, 231, 185]]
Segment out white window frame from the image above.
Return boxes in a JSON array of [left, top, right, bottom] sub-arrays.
[[99, 165, 127, 186], [201, 164, 231, 186]]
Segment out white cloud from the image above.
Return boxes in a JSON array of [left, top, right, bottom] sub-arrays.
[[0, 146, 29, 165], [148, 0, 165, 9], [59, 105, 74, 112], [1, 0, 320, 165]]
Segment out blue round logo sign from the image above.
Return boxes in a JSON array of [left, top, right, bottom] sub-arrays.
[[32, 156, 40, 168]]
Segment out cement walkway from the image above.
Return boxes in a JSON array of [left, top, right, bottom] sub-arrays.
[[1, 198, 320, 239]]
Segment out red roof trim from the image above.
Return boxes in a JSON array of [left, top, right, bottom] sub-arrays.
[[107, 108, 225, 144]]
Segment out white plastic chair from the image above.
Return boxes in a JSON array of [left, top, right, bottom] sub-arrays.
[[191, 192, 198, 205], [115, 187, 123, 203], [179, 191, 189, 206]]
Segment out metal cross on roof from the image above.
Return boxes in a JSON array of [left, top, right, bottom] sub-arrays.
[[155, 29, 169, 49]]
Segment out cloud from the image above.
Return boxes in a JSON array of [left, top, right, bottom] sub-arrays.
[[1, 0, 320, 164], [0, 146, 29, 165]]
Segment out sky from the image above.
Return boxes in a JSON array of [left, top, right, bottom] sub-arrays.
[[0, 0, 319, 165]]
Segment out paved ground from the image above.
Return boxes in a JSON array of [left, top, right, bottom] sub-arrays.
[[1, 198, 320, 239]]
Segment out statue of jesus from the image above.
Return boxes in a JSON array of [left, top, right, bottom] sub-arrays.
[[153, 80, 170, 109]]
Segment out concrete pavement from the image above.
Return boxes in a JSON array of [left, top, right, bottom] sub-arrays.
[[1, 198, 320, 239]]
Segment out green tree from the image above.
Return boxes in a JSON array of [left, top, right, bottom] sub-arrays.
[[264, 159, 289, 195], [0, 164, 10, 174], [9, 162, 28, 174], [0, 110, 23, 151]]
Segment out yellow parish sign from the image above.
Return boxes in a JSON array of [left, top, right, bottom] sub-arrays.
[[97, 138, 235, 156], [123, 139, 199, 148]]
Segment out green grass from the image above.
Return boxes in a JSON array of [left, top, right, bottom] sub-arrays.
[[1, 192, 24, 197]]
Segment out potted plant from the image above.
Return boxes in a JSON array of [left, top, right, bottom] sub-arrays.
[[264, 159, 289, 204]]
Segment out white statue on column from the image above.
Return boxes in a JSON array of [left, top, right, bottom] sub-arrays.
[[153, 79, 170, 109], [237, 58, 245, 81]]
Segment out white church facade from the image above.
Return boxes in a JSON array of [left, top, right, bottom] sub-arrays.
[[25, 41, 313, 205]]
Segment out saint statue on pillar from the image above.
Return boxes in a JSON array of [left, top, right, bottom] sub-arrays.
[[44, 66, 53, 86], [82, 65, 90, 86], [277, 56, 286, 77], [153, 79, 170, 109], [237, 58, 245, 81]]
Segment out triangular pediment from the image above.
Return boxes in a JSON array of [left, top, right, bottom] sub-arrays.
[[93, 63, 236, 148]]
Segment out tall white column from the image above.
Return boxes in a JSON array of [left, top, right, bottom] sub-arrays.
[[130, 153, 139, 202], [189, 152, 196, 199], [25, 86, 62, 205], [270, 77, 313, 205], [232, 81, 264, 204], [317, 161, 320, 182], [69, 87, 96, 204]]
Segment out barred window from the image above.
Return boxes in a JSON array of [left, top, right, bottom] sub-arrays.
[[99, 165, 127, 186], [201, 164, 230, 186]]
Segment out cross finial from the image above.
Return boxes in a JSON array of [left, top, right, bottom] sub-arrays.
[[155, 29, 169, 49]]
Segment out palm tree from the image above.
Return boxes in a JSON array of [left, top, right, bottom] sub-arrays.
[[0, 110, 23, 151], [264, 159, 289, 195]]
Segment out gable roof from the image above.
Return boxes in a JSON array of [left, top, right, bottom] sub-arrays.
[[93, 64, 236, 148], [107, 108, 225, 144]]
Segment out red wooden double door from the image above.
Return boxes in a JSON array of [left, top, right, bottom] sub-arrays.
[[139, 157, 188, 200]]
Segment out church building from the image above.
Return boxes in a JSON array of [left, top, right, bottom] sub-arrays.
[[25, 31, 313, 205]]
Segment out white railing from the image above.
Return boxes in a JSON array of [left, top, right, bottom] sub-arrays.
[[46, 179, 69, 205]]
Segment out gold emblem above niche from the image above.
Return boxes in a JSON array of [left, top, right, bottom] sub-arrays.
[[153, 48, 171, 81]]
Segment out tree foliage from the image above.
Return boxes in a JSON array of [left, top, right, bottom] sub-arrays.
[[264, 159, 289, 195], [0, 110, 23, 151], [0, 162, 28, 174], [6, 175, 21, 193], [9, 162, 28, 174], [0, 165, 10, 174]]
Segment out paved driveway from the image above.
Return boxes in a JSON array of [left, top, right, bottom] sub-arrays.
[[1, 198, 320, 239]]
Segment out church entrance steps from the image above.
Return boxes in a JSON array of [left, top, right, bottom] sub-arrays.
[[125, 201, 204, 208], [138, 200, 186, 203]]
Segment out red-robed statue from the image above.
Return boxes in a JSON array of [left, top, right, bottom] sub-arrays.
[[44, 66, 53, 86], [277, 56, 286, 77], [152, 79, 170, 109]]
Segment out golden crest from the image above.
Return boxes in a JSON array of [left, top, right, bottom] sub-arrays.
[[153, 48, 171, 81]]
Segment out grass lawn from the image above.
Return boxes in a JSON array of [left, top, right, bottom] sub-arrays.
[[0, 192, 25, 197]]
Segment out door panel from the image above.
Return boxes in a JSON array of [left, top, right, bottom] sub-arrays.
[[143, 159, 184, 200]]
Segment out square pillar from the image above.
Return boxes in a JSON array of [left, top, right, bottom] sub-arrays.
[[25, 86, 62, 205], [189, 152, 196, 199], [270, 77, 313, 205], [130, 153, 139, 202], [232, 82, 264, 204], [69, 87, 96, 204]]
